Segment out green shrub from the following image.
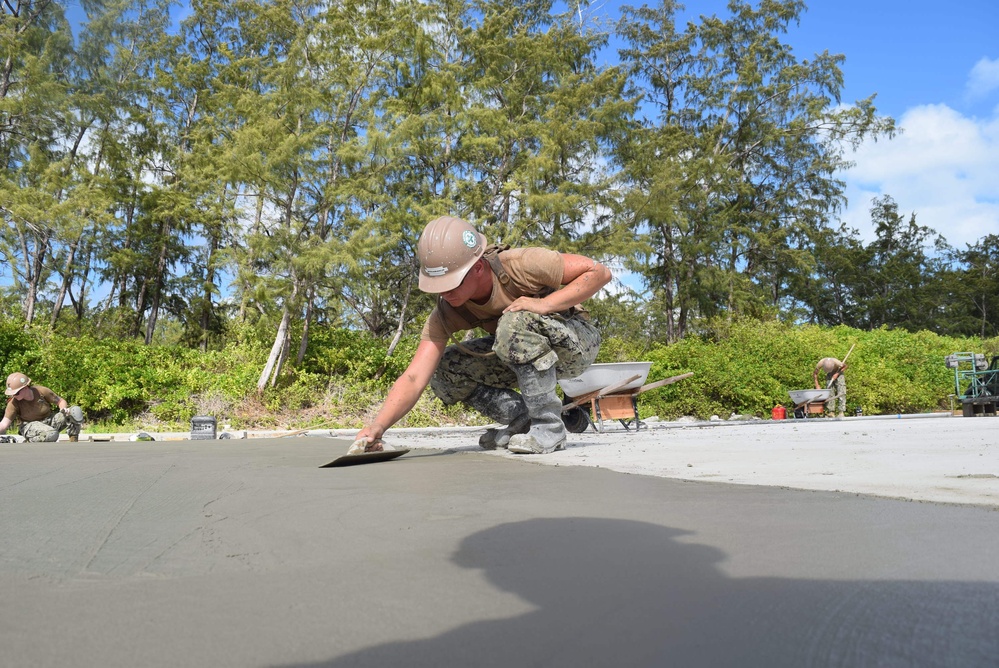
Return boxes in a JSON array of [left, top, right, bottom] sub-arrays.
[[301, 327, 416, 388], [3, 319, 996, 429], [632, 320, 985, 420], [0, 320, 37, 375]]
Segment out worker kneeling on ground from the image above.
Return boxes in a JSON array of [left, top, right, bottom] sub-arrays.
[[1, 372, 85, 442], [352, 216, 611, 455]]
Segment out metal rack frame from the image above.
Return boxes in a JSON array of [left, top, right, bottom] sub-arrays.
[[946, 352, 999, 416]]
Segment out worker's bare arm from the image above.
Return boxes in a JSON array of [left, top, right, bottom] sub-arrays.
[[503, 254, 612, 315], [356, 339, 446, 444]]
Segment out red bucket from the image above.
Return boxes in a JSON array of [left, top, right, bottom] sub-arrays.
[[771, 405, 787, 420]]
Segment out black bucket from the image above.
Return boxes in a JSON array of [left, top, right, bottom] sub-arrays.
[[190, 415, 217, 440]]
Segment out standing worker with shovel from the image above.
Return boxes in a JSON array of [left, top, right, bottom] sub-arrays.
[[813, 344, 855, 418]]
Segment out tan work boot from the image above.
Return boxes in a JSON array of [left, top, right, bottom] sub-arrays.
[[69, 434, 78, 442]]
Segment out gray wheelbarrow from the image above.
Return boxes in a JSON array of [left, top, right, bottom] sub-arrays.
[[788, 389, 840, 418], [559, 362, 694, 432]]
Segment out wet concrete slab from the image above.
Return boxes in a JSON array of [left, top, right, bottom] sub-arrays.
[[2, 437, 998, 667]]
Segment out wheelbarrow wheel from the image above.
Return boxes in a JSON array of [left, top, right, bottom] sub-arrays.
[[561, 397, 591, 433]]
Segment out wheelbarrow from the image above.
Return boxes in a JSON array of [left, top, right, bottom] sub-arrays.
[[787, 389, 841, 418], [558, 362, 694, 433]]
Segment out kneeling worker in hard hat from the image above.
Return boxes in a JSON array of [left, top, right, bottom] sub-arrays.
[[1, 372, 85, 442], [352, 216, 611, 455]]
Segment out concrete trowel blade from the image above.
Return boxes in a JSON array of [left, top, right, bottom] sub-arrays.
[[320, 449, 410, 468]]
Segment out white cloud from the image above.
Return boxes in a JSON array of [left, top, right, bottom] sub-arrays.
[[839, 103, 999, 250], [966, 57, 999, 99]]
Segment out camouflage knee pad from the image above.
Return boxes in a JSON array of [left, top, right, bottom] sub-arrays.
[[65, 416, 81, 438]]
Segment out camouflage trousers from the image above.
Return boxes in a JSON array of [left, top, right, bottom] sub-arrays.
[[19, 410, 81, 443], [825, 374, 846, 415], [430, 311, 601, 405]]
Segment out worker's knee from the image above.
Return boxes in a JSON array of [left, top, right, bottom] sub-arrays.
[[23, 423, 59, 442], [493, 312, 551, 366], [431, 340, 518, 404]]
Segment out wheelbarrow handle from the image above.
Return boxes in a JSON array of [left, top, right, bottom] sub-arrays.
[[636, 372, 694, 394], [562, 374, 642, 412]]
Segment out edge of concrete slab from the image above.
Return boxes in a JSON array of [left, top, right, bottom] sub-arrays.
[[24, 410, 962, 443]]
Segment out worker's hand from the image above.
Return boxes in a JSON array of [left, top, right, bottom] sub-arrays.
[[347, 438, 372, 455], [355, 423, 384, 443], [349, 424, 391, 454], [503, 296, 554, 315], [347, 437, 394, 455]]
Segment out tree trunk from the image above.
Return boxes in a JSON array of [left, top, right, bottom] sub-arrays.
[[71, 237, 93, 319], [295, 287, 314, 366], [134, 272, 149, 337], [239, 192, 265, 323], [43, 118, 94, 329], [201, 234, 220, 352], [144, 219, 172, 344], [257, 280, 299, 393], [661, 232, 677, 343], [258, 306, 292, 393], [144, 275, 162, 344], [375, 277, 413, 380], [24, 228, 50, 326], [50, 231, 82, 328], [273, 321, 292, 387]]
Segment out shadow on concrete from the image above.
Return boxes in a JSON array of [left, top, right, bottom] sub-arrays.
[[279, 517, 998, 668]]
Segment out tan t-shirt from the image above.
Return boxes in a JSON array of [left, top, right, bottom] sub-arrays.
[[421, 247, 565, 344], [4, 385, 60, 423]]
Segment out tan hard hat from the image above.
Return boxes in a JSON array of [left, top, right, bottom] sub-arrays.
[[417, 216, 487, 293], [5, 372, 31, 396]]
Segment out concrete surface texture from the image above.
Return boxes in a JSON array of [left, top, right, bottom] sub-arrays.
[[386, 414, 999, 506], [2, 416, 998, 667]]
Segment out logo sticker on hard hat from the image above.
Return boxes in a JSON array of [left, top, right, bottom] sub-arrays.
[[462, 230, 477, 248]]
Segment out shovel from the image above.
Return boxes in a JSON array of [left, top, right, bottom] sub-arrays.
[[826, 343, 856, 389]]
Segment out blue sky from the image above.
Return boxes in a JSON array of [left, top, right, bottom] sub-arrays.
[[590, 0, 999, 251]]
